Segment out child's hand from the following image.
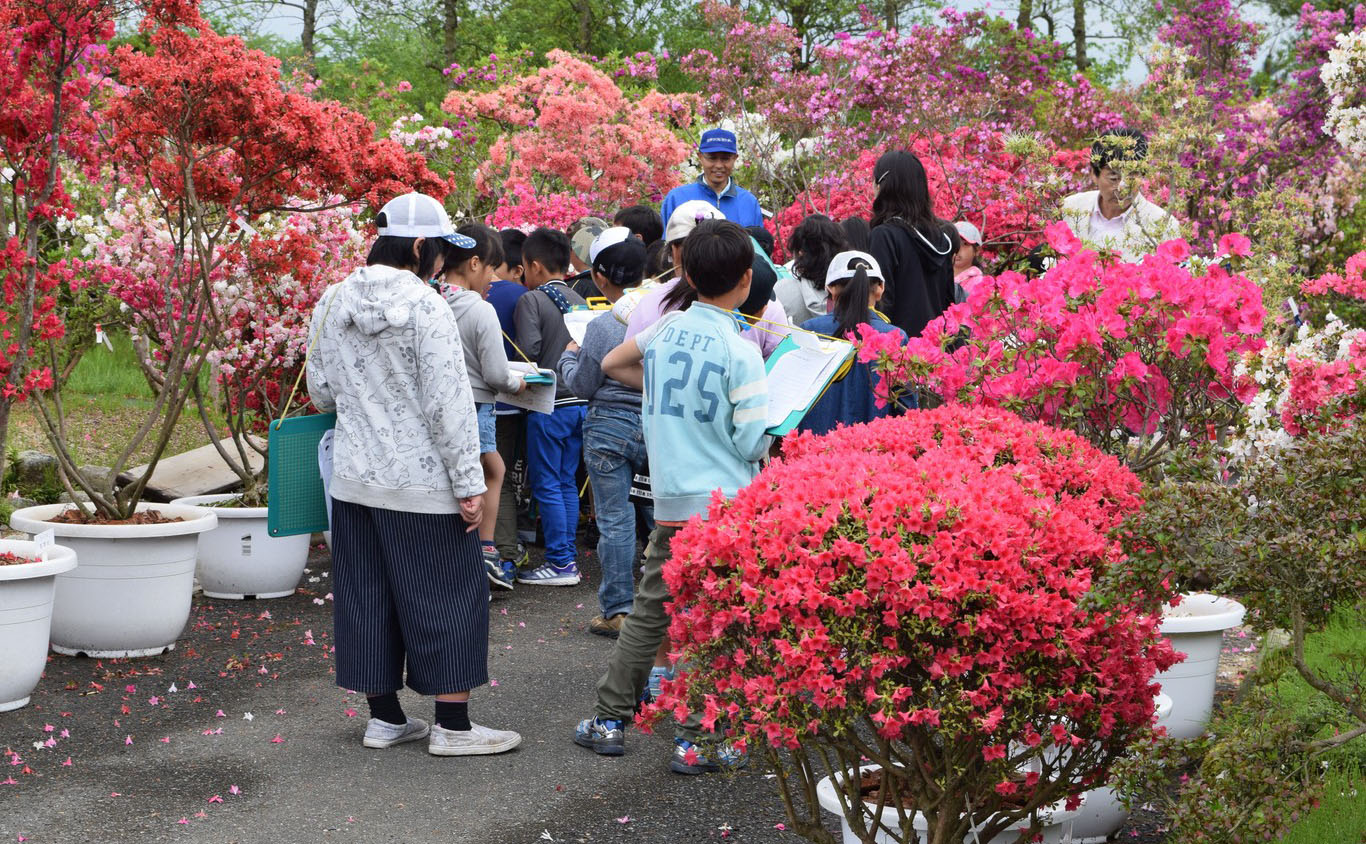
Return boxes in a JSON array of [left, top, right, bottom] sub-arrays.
[[564, 340, 580, 353], [458, 496, 483, 531]]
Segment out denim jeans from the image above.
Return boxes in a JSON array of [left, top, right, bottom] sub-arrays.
[[526, 404, 586, 567], [582, 405, 649, 618]]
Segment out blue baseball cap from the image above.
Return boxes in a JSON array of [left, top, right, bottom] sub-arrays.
[[698, 129, 738, 155]]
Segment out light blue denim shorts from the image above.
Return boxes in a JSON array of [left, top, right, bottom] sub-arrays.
[[476, 402, 496, 454]]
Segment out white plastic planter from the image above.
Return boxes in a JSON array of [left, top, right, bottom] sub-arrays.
[[171, 493, 310, 600], [9, 503, 217, 659], [1155, 593, 1246, 739], [1070, 692, 1174, 843], [815, 766, 1086, 844], [0, 541, 78, 711]]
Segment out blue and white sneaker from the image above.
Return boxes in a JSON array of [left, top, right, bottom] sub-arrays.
[[573, 717, 625, 756], [516, 561, 581, 586], [483, 547, 515, 591], [670, 737, 748, 775]]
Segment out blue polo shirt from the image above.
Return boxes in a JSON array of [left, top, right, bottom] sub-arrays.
[[660, 177, 764, 228], [486, 279, 529, 413]]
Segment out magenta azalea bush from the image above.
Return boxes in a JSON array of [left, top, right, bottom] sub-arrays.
[[648, 406, 1178, 844], [859, 226, 1267, 475]]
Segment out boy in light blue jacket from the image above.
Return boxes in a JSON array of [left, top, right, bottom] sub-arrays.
[[573, 219, 769, 775]]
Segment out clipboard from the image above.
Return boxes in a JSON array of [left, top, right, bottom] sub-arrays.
[[495, 362, 558, 413], [267, 412, 337, 536], [763, 332, 855, 436]]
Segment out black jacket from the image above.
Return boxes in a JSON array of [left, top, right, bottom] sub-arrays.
[[869, 221, 957, 339]]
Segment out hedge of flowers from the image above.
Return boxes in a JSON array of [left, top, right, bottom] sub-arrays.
[[647, 406, 1177, 844], [857, 228, 1266, 475]]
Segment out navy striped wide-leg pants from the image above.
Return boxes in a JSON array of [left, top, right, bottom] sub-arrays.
[[331, 499, 490, 696]]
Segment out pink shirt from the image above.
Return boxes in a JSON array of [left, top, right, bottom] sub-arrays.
[[624, 277, 791, 359], [955, 265, 983, 293]]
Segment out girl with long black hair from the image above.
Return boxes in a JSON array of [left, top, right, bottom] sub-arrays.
[[796, 251, 907, 435], [775, 213, 848, 325], [867, 150, 958, 338]]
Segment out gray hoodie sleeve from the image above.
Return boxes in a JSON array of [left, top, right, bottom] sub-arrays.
[[474, 300, 522, 395], [413, 298, 486, 499], [305, 287, 337, 413], [514, 292, 544, 361]]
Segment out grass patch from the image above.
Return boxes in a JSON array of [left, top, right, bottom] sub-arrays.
[[1264, 606, 1366, 767], [63, 332, 154, 398], [1264, 605, 1366, 842], [1280, 762, 1365, 843]]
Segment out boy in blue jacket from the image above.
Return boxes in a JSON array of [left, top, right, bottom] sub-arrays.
[[573, 219, 769, 775]]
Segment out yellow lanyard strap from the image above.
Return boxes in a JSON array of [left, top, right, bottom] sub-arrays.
[[279, 285, 339, 423]]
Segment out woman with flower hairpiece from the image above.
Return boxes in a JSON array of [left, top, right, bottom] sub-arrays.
[[867, 150, 958, 339]]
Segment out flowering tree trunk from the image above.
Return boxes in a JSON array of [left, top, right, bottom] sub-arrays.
[[29, 6, 446, 519]]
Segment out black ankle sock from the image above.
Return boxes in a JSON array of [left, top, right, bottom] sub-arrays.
[[435, 700, 471, 731], [367, 692, 405, 725]]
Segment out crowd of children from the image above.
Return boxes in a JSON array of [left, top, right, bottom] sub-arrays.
[[309, 127, 1044, 767]]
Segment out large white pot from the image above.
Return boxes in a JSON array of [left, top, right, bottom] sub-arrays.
[[8, 503, 217, 658], [171, 493, 310, 600], [0, 541, 78, 711], [1069, 692, 1174, 843], [815, 766, 1085, 844], [1155, 593, 1246, 739]]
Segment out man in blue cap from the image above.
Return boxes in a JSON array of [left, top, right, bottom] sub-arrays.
[[659, 128, 764, 228]]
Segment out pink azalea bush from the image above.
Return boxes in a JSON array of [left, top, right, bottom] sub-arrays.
[[859, 226, 1267, 475], [1230, 251, 1366, 458], [770, 130, 1090, 263], [648, 406, 1177, 844], [441, 49, 697, 222]]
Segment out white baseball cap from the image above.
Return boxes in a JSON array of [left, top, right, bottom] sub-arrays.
[[825, 250, 884, 287], [377, 192, 475, 248], [664, 200, 725, 243], [588, 226, 634, 264]]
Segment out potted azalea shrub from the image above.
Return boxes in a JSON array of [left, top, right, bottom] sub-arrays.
[[9, 7, 444, 655], [647, 407, 1178, 844], [858, 227, 1267, 736], [0, 539, 78, 711], [172, 205, 367, 599], [1122, 415, 1366, 843]]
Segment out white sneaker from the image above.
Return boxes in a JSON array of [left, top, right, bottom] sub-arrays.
[[428, 722, 522, 756], [362, 717, 430, 749]]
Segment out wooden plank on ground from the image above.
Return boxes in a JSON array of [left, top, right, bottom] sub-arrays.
[[119, 437, 265, 501]]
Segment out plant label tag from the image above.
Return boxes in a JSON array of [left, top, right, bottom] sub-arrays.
[[235, 216, 258, 238], [34, 528, 55, 562]]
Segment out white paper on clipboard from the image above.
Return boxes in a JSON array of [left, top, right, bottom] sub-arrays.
[[495, 362, 557, 414], [563, 310, 600, 346]]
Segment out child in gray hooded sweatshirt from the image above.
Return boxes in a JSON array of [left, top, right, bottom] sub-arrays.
[[436, 224, 526, 590], [307, 191, 518, 757]]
